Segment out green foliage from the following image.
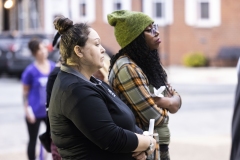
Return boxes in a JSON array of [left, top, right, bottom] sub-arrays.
[[183, 52, 208, 67]]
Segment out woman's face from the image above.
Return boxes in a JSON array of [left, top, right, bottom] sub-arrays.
[[79, 28, 105, 71], [35, 43, 48, 60], [144, 23, 161, 50]]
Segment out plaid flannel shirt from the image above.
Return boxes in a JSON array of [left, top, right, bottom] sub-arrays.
[[109, 55, 168, 129]]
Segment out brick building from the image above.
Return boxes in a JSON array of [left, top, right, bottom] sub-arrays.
[[1, 0, 240, 65], [91, 0, 240, 66]]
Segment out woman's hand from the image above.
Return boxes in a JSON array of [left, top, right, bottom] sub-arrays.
[[133, 134, 156, 156], [23, 84, 36, 123], [166, 83, 174, 97], [26, 113, 36, 124], [153, 96, 180, 114], [152, 96, 170, 108], [132, 151, 147, 160], [145, 136, 156, 156], [25, 106, 36, 124], [132, 136, 157, 159]]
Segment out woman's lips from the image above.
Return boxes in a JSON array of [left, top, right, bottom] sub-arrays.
[[156, 38, 161, 44]]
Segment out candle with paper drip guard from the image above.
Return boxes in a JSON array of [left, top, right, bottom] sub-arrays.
[[143, 119, 159, 159], [143, 119, 158, 137], [148, 119, 155, 137]]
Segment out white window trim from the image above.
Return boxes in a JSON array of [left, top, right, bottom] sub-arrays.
[[103, 0, 132, 23], [185, 0, 221, 28], [143, 0, 173, 26], [71, 0, 96, 23], [43, 0, 70, 34]]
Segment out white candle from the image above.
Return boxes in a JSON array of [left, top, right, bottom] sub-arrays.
[[148, 119, 155, 137]]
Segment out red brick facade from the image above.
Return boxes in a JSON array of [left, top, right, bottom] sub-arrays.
[[90, 0, 240, 66]]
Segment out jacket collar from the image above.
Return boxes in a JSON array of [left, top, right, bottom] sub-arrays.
[[61, 65, 101, 85]]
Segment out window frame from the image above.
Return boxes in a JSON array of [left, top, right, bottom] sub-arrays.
[[113, 0, 122, 11], [79, 0, 86, 17], [185, 0, 221, 28], [198, 1, 210, 20], [71, 0, 96, 23], [153, 0, 165, 19], [103, 0, 131, 23], [143, 0, 173, 26]]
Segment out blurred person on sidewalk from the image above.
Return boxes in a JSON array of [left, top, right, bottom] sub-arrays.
[[230, 58, 240, 160], [107, 10, 182, 160], [21, 39, 55, 160], [48, 15, 156, 160]]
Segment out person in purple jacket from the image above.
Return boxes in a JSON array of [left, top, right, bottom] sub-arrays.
[[21, 38, 55, 160]]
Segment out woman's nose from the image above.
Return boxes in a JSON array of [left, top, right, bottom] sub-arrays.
[[155, 30, 159, 36], [101, 46, 105, 53]]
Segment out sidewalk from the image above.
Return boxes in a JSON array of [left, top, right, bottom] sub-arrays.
[[0, 66, 236, 160], [167, 66, 235, 160], [170, 136, 231, 160], [167, 66, 237, 85]]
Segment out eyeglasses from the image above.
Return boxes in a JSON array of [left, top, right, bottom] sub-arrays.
[[144, 24, 159, 36]]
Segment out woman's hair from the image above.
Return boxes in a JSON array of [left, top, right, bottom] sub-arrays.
[[28, 38, 41, 56], [52, 32, 61, 49], [109, 32, 168, 89], [53, 15, 90, 65]]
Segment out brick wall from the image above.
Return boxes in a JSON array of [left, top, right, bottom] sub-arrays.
[[91, 0, 240, 65], [165, 0, 240, 65]]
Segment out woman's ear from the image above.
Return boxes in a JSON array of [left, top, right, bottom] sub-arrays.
[[74, 45, 83, 58]]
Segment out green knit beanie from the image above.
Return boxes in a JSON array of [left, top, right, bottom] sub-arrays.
[[107, 10, 154, 48]]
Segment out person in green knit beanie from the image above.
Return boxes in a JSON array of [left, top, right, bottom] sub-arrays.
[[108, 10, 182, 160]]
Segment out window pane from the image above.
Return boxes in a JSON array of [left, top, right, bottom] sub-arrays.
[[114, 2, 122, 10], [80, 3, 86, 16], [200, 2, 209, 19], [154, 2, 164, 18]]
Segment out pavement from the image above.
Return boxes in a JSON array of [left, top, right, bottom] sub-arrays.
[[167, 66, 237, 160], [167, 66, 238, 85], [0, 66, 238, 160]]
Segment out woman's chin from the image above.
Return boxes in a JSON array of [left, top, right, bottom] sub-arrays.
[[100, 63, 105, 68]]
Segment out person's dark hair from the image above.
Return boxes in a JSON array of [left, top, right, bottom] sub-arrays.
[[109, 32, 168, 89], [28, 38, 41, 56], [53, 15, 90, 64]]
